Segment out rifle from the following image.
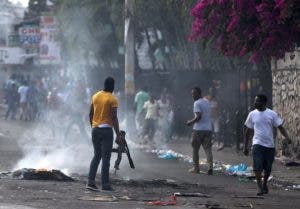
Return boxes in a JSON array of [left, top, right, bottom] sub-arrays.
[[112, 130, 135, 172]]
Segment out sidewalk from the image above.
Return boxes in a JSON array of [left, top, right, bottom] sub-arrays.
[[164, 137, 300, 188]]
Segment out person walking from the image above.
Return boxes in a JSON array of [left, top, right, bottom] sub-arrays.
[[142, 94, 159, 143], [243, 94, 290, 196], [86, 77, 121, 192], [64, 80, 89, 142], [5, 83, 19, 120], [18, 80, 29, 121], [186, 87, 213, 175], [134, 86, 150, 133], [205, 87, 222, 150], [157, 94, 171, 141]]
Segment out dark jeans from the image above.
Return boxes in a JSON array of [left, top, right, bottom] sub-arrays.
[[88, 127, 113, 187], [191, 130, 213, 170], [5, 103, 17, 120], [143, 118, 157, 140], [252, 144, 275, 173]]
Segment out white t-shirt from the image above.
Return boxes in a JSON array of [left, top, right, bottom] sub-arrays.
[[158, 99, 170, 119], [193, 98, 212, 131], [18, 85, 29, 103], [143, 100, 159, 120], [244, 108, 283, 148]]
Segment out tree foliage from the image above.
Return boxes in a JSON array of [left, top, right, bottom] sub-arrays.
[[52, 0, 255, 72], [134, 0, 200, 70], [190, 0, 300, 63], [53, 0, 123, 70]]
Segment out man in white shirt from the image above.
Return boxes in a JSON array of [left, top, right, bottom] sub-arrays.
[[142, 94, 159, 142], [186, 87, 213, 175], [244, 94, 290, 196], [18, 80, 29, 121], [134, 86, 150, 133], [157, 94, 171, 140]]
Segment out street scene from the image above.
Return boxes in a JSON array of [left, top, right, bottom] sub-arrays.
[[1, 0, 300, 209]]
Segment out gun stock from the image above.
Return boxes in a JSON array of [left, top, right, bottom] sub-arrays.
[[113, 130, 135, 170]]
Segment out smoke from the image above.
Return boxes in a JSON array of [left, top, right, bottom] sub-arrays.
[[14, 118, 93, 174], [13, 3, 115, 173], [11, 1, 175, 177]]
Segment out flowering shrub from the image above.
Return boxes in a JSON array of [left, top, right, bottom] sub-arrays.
[[190, 0, 300, 63]]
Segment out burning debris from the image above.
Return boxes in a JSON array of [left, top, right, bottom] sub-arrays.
[[12, 168, 75, 181]]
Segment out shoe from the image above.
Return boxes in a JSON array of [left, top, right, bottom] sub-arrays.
[[86, 184, 100, 191], [102, 185, 114, 192], [188, 167, 200, 173], [262, 184, 269, 194], [207, 169, 213, 175]]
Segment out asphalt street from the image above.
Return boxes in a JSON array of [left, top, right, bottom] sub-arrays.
[[0, 119, 299, 209]]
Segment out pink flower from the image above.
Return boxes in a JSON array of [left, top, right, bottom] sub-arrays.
[[189, 0, 299, 63], [239, 46, 248, 57], [249, 51, 260, 63], [226, 16, 239, 32]]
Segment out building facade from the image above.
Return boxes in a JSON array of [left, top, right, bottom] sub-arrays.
[[272, 49, 300, 158]]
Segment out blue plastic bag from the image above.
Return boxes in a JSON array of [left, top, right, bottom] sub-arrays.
[[158, 153, 177, 159]]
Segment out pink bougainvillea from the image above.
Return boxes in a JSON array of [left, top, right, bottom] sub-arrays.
[[190, 0, 299, 63]]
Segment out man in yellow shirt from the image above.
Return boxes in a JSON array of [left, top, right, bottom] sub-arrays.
[[86, 77, 121, 191]]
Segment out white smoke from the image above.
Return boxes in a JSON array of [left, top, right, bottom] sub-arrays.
[[14, 121, 93, 174]]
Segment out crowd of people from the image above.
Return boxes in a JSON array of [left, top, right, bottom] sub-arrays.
[[134, 86, 174, 144], [1, 74, 291, 196], [2, 73, 227, 149], [85, 76, 291, 197], [2, 73, 91, 140]]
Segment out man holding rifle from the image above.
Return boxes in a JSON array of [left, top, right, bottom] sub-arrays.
[[86, 77, 121, 192]]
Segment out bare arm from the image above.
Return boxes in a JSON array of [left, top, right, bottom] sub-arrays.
[[278, 125, 291, 144], [111, 107, 121, 142], [243, 127, 253, 155], [273, 127, 277, 139], [278, 125, 289, 138], [89, 103, 94, 127], [186, 112, 201, 126]]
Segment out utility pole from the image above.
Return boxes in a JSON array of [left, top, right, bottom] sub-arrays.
[[124, 0, 135, 132]]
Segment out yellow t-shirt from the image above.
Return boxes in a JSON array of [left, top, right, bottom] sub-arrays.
[[91, 90, 118, 128]]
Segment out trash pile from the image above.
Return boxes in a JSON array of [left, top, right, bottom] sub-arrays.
[[146, 148, 255, 178], [130, 141, 255, 177], [225, 163, 254, 177], [150, 149, 186, 160], [129, 140, 300, 190]]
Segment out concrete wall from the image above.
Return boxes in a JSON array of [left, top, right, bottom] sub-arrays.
[[271, 49, 300, 158]]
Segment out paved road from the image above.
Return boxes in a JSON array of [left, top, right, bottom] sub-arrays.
[[0, 120, 300, 209]]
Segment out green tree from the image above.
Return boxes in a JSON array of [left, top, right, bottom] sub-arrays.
[[53, 0, 123, 72], [53, 0, 255, 74]]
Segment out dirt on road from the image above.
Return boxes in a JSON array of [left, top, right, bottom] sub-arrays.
[[0, 117, 300, 209]]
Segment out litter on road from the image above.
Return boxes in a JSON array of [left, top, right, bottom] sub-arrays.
[[174, 192, 211, 198], [145, 195, 177, 206], [233, 195, 264, 199], [78, 195, 118, 202]]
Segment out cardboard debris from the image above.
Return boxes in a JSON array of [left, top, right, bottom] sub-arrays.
[[78, 195, 117, 202]]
